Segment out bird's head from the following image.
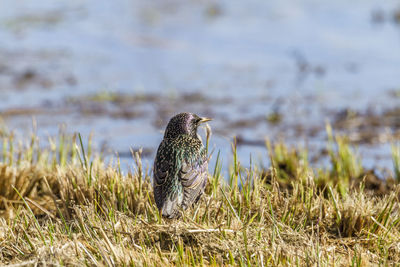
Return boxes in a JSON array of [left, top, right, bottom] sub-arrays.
[[164, 112, 212, 139]]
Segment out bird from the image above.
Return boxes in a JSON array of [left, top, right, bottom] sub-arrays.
[[153, 112, 211, 219]]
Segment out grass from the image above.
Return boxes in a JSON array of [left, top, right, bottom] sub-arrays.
[[0, 127, 399, 266]]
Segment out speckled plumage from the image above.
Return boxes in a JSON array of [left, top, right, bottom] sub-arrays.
[[153, 112, 210, 218]]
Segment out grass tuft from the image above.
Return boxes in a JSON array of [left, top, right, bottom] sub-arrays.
[[0, 127, 399, 265]]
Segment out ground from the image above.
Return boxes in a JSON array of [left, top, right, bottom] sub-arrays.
[[0, 131, 399, 266]]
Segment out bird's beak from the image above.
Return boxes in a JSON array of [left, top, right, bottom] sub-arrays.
[[199, 117, 212, 124]]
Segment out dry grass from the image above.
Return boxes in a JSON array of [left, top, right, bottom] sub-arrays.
[[0, 129, 400, 266]]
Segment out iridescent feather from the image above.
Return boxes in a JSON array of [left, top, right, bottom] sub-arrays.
[[153, 113, 211, 218]]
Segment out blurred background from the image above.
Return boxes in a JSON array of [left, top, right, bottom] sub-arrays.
[[0, 0, 400, 172]]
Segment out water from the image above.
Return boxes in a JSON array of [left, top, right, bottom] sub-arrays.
[[0, 0, 400, 173]]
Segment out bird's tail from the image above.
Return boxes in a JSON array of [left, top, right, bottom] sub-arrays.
[[160, 197, 181, 219]]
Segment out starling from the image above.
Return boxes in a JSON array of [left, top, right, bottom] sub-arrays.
[[153, 112, 212, 218]]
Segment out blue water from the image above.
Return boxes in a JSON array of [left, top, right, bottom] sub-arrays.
[[0, 0, 400, 173]]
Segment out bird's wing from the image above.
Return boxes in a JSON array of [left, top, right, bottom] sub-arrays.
[[153, 159, 169, 186], [180, 156, 208, 208], [153, 156, 175, 216]]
